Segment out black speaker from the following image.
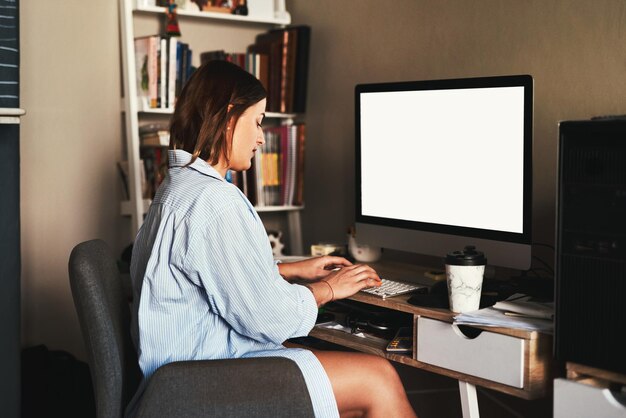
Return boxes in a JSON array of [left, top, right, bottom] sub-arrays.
[[555, 119, 626, 374]]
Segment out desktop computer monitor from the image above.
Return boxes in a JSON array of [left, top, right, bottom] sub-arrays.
[[355, 74, 533, 270]]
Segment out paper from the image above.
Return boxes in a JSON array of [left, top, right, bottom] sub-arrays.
[[453, 294, 554, 333], [492, 295, 554, 320]]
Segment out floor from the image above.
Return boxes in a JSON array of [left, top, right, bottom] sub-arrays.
[[395, 363, 553, 418]]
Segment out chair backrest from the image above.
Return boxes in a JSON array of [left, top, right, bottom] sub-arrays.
[[68, 239, 141, 418]]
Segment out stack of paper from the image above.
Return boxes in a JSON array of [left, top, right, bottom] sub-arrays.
[[453, 294, 554, 333], [492, 296, 554, 320]]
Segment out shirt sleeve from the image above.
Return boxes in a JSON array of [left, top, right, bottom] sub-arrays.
[[183, 198, 318, 345]]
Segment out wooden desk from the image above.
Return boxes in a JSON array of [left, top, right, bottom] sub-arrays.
[[305, 261, 553, 417]]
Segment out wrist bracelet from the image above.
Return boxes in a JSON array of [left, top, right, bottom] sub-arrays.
[[322, 280, 334, 302]]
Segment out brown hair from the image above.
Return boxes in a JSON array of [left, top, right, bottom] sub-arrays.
[[169, 60, 267, 166]]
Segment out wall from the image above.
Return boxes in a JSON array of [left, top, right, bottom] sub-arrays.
[[19, 0, 626, 362], [20, 1, 125, 357], [287, 0, 626, 268]]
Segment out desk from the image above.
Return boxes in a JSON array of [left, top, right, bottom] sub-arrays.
[[305, 261, 553, 418]]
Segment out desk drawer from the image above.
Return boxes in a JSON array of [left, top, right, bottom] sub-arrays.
[[417, 317, 525, 388], [554, 378, 626, 417]]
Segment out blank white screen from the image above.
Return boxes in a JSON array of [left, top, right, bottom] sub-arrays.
[[360, 86, 525, 234]]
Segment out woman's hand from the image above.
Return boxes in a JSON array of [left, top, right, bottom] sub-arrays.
[[307, 264, 382, 307], [278, 255, 353, 282]]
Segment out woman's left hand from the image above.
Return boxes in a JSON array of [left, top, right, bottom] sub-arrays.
[[278, 255, 353, 282]]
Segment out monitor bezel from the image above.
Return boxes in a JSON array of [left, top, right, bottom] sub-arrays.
[[355, 74, 533, 247]]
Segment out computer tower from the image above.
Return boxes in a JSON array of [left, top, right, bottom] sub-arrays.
[[555, 119, 626, 375]]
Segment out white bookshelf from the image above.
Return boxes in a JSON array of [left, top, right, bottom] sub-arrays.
[[118, 0, 305, 254]]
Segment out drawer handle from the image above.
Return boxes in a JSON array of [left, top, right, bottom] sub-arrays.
[[452, 324, 484, 340], [604, 388, 626, 408]]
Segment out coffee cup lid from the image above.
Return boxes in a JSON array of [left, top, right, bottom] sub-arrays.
[[444, 245, 487, 266]]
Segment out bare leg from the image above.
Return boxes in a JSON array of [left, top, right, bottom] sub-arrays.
[[313, 351, 417, 418]]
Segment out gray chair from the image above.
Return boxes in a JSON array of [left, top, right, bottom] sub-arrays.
[[68, 239, 315, 418]]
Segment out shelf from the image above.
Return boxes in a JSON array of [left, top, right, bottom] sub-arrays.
[[121, 199, 303, 216], [265, 112, 298, 119], [120, 0, 302, 253], [135, 106, 298, 120], [139, 107, 175, 114], [256, 205, 303, 212], [309, 326, 419, 368], [134, 5, 291, 26], [0, 108, 25, 125]]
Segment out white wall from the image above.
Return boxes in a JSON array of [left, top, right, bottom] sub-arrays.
[[20, 1, 126, 357]]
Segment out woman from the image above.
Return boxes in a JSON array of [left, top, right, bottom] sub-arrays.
[[129, 60, 416, 418]]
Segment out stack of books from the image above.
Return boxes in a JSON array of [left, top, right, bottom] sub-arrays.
[[201, 25, 311, 114], [229, 124, 306, 207], [134, 35, 194, 111]]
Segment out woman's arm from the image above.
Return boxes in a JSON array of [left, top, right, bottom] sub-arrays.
[[279, 256, 382, 307], [277, 255, 352, 281]]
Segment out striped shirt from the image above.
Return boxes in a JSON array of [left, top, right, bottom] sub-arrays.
[[128, 149, 338, 418]]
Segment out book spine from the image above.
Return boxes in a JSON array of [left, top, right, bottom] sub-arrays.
[[134, 37, 151, 110], [148, 36, 158, 108], [167, 37, 178, 109], [159, 37, 167, 108], [294, 124, 306, 206]]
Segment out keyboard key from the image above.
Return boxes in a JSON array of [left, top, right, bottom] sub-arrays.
[[361, 278, 425, 299]]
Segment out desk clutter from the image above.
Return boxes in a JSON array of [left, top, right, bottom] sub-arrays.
[[314, 300, 414, 353], [407, 275, 554, 332], [408, 274, 553, 308]]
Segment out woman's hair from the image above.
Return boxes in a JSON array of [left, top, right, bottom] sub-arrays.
[[169, 60, 267, 166]]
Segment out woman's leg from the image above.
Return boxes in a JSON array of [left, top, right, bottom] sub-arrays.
[[313, 351, 417, 418]]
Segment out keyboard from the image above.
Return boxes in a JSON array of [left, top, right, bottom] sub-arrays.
[[361, 278, 426, 299]]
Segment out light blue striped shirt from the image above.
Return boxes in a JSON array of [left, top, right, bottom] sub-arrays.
[[128, 149, 338, 417]]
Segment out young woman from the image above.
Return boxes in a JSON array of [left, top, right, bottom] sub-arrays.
[[129, 60, 417, 418]]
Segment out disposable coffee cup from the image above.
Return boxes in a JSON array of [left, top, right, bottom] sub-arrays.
[[444, 246, 487, 313]]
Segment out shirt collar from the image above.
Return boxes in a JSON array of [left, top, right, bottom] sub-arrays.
[[168, 149, 226, 182]]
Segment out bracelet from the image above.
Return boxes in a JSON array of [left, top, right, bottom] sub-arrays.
[[322, 281, 334, 302]]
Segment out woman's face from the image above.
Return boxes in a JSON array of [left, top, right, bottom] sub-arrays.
[[228, 99, 266, 172]]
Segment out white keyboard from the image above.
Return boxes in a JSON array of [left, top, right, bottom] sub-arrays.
[[361, 278, 425, 299]]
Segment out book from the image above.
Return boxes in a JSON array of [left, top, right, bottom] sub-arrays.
[[287, 124, 297, 205], [247, 26, 311, 113], [278, 28, 297, 113], [200, 49, 227, 65], [159, 37, 167, 108], [248, 30, 283, 112], [294, 124, 306, 206], [173, 42, 195, 94], [134, 35, 159, 109], [257, 53, 269, 92], [140, 147, 169, 198], [292, 26, 311, 113], [141, 132, 170, 147], [167, 36, 178, 108], [175, 41, 184, 99]]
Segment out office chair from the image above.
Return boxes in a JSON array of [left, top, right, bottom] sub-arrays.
[[68, 239, 315, 418]]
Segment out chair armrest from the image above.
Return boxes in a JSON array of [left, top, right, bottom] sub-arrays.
[[136, 357, 315, 418]]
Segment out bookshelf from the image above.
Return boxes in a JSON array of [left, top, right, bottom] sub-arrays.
[[118, 0, 305, 254]]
